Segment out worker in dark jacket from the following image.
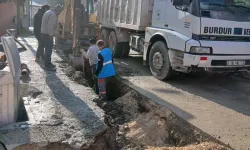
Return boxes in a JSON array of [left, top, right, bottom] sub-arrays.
[[33, 5, 50, 62], [95, 40, 116, 101]]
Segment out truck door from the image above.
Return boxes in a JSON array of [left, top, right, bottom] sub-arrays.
[[152, 0, 168, 28], [164, 0, 195, 38]]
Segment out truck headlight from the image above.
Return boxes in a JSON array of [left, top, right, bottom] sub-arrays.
[[190, 47, 212, 54]]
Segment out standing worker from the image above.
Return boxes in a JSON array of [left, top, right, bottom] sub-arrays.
[[80, 38, 99, 94], [34, 5, 50, 62], [41, 4, 62, 70], [95, 40, 116, 101]]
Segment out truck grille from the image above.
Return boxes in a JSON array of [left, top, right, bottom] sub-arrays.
[[192, 34, 250, 42]]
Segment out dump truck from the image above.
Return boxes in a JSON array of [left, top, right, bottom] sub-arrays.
[[97, 0, 250, 80]]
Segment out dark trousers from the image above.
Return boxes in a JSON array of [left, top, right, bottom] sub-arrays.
[[34, 33, 45, 59], [42, 34, 53, 67], [97, 77, 113, 101], [98, 78, 107, 100], [91, 64, 99, 95]]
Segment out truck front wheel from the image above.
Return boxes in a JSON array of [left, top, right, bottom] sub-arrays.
[[149, 41, 174, 80]]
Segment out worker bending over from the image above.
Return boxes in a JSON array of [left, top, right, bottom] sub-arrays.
[[80, 38, 99, 95], [95, 40, 116, 101]]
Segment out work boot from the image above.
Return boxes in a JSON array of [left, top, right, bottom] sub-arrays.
[[48, 63, 56, 68], [100, 95, 109, 101], [44, 64, 56, 71], [35, 57, 42, 63], [93, 86, 99, 95]]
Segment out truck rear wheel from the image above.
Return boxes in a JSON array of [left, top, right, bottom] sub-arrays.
[[121, 42, 130, 58], [149, 41, 174, 80], [108, 31, 121, 58], [101, 29, 109, 45], [108, 31, 130, 58]]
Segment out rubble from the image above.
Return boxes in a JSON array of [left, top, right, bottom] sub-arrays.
[[0, 37, 107, 150], [0, 36, 232, 150], [52, 42, 232, 150], [92, 82, 231, 150], [146, 142, 229, 150]]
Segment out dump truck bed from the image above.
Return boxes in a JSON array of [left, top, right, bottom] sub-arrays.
[[98, 0, 154, 31]]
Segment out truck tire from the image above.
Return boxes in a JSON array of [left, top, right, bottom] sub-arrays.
[[108, 31, 122, 58], [101, 29, 109, 45], [121, 42, 130, 58], [149, 41, 174, 80]]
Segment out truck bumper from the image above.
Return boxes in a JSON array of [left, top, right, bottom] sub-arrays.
[[183, 53, 250, 72]]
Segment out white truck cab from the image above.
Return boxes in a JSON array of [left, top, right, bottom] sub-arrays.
[[145, 0, 250, 80]]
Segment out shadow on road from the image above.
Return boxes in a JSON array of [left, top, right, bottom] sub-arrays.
[[168, 73, 250, 117], [19, 36, 106, 140], [116, 54, 250, 117], [20, 37, 37, 57], [44, 71, 106, 133]]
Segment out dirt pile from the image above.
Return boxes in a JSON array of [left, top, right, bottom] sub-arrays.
[[13, 143, 73, 150], [63, 65, 89, 86], [146, 142, 229, 150], [94, 88, 231, 150], [55, 51, 231, 150]]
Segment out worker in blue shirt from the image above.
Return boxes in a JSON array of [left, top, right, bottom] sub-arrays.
[[95, 40, 116, 101]]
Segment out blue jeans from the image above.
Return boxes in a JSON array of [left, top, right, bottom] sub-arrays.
[[42, 34, 53, 67], [34, 33, 45, 59]]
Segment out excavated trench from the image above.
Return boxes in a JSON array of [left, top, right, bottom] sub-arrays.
[[61, 57, 232, 150], [13, 49, 232, 150]]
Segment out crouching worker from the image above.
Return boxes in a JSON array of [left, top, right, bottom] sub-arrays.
[[80, 38, 99, 94], [95, 40, 116, 101]]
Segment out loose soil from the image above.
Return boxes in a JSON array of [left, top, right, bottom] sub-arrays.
[[26, 50, 230, 150], [64, 60, 231, 150], [93, 90, 231, 150], [147, 142, 229, 150]]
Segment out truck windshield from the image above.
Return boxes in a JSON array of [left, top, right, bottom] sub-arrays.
[[200, 0, 250, 21]]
